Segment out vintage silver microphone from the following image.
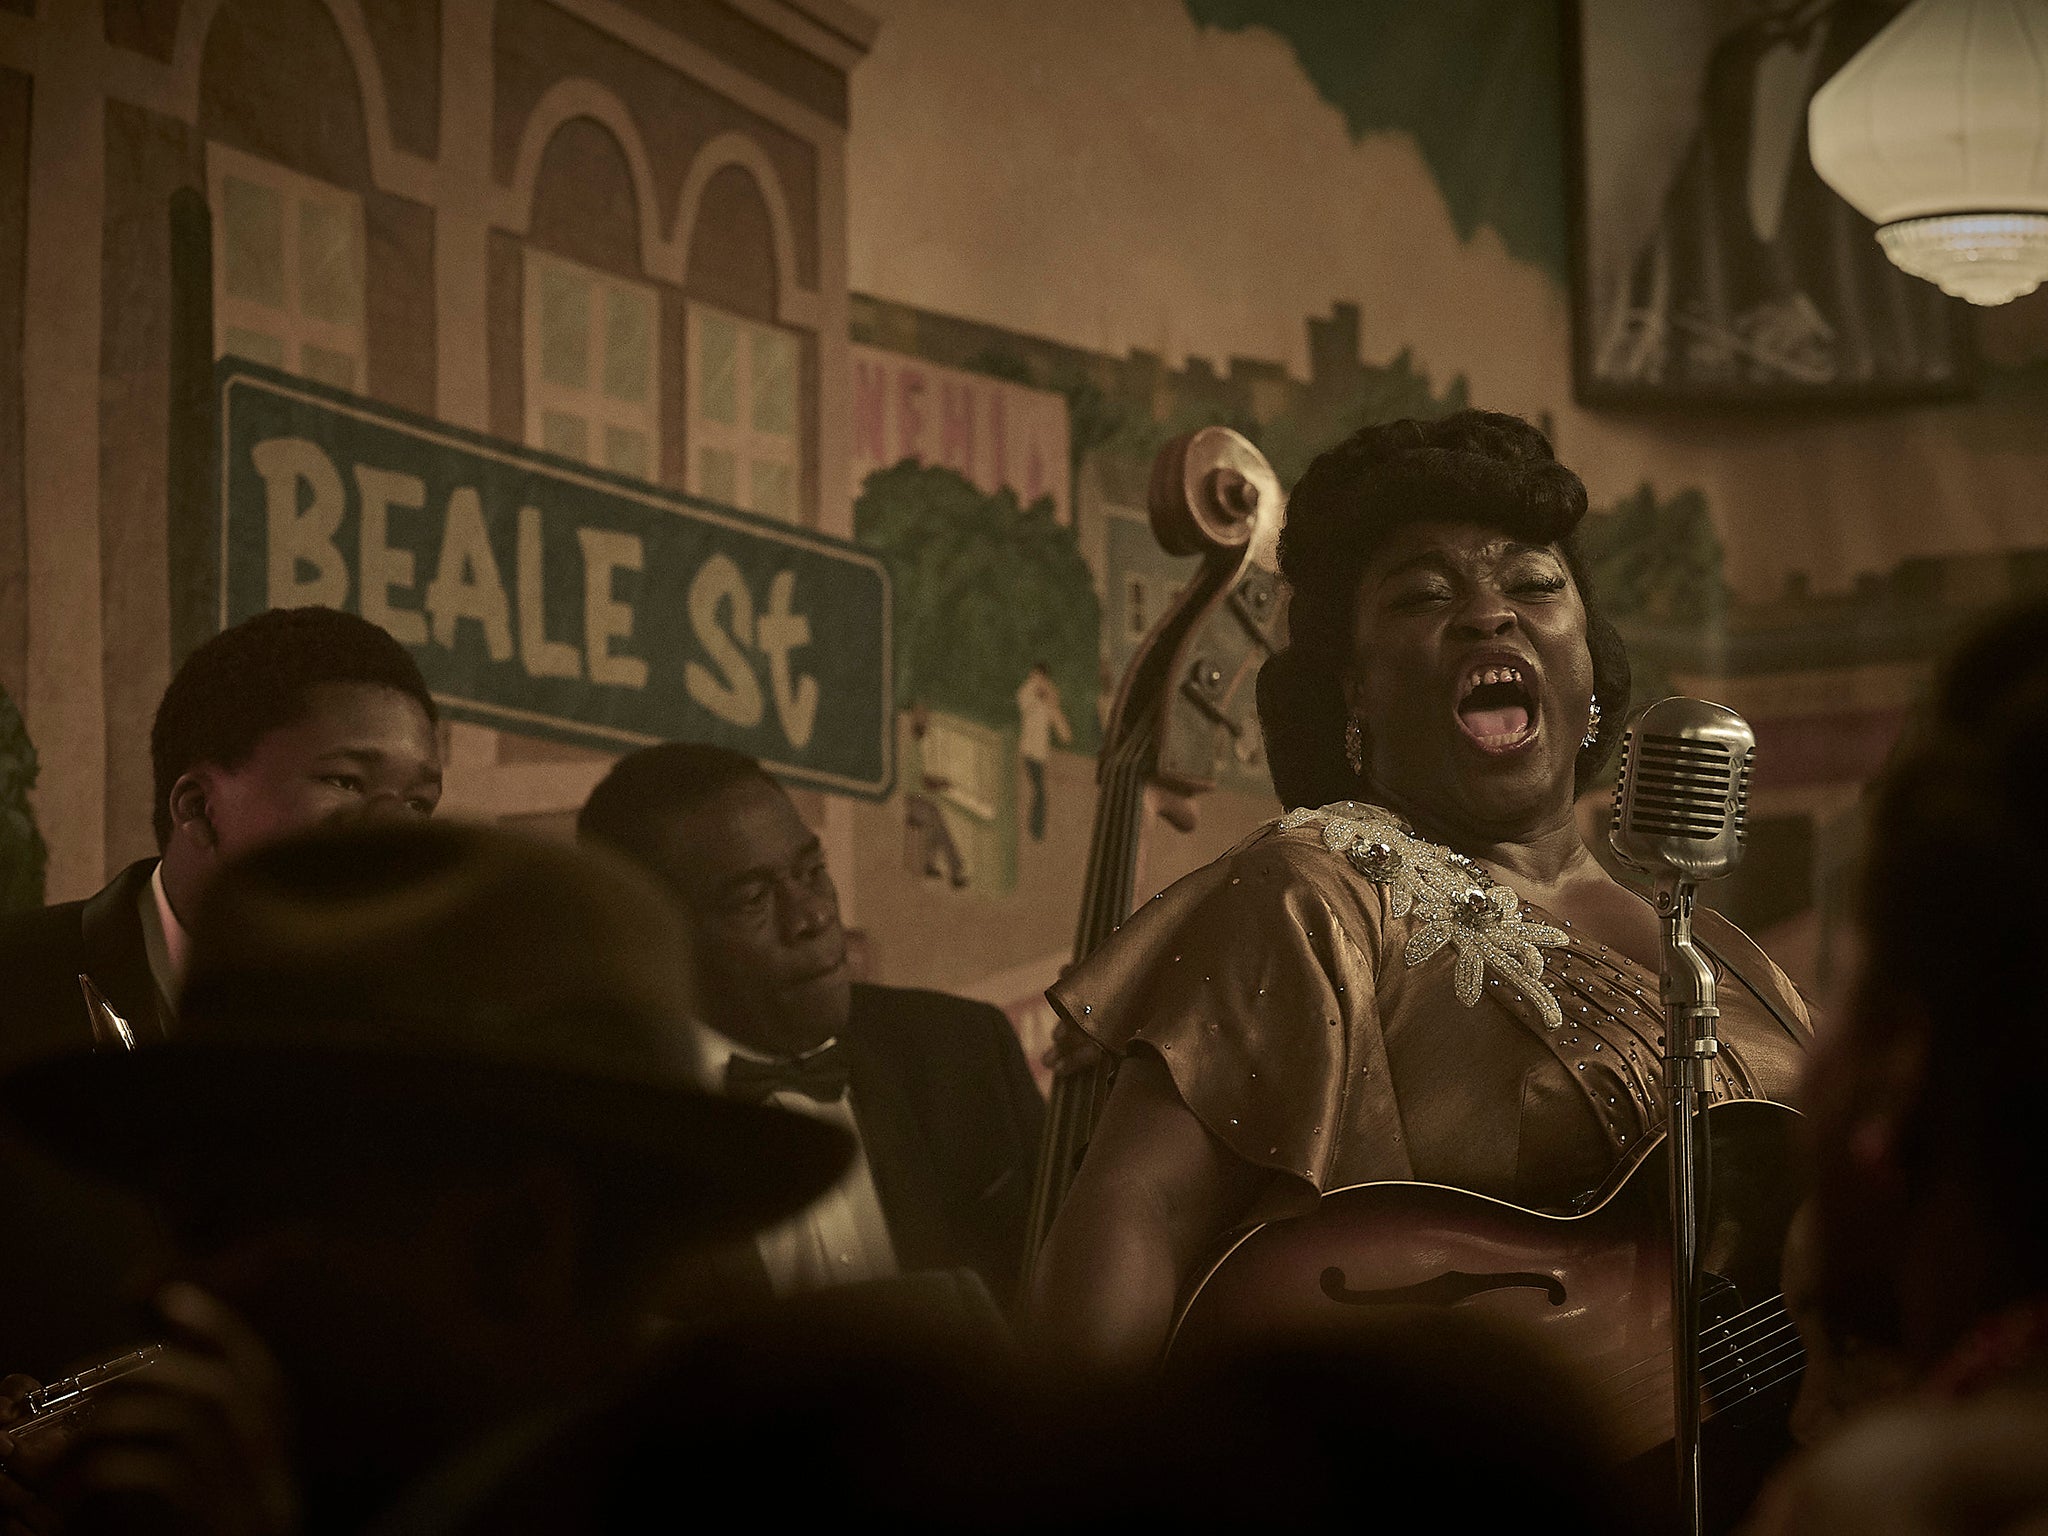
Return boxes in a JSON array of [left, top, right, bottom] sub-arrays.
[[1609, 697, 1756, 1536]]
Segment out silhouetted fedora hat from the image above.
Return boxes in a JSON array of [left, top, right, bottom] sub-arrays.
[[1, 820, 849, 1239]]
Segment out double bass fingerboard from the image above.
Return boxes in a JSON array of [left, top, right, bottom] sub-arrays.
[[1020, 716, 1158, 1283]]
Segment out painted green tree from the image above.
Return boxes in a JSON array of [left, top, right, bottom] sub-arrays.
[[0, 683, 47, 913], [855, 462, 1102, 754], [1578, 484, 1730, 626], [1098, 347, 1469, 491], [1577, 482, 1730, 733], [1256, 348, 1471, 488]]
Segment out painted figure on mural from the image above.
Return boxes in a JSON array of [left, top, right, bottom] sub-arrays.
[[904, 701, 969, 888], [1016, 662, 1072, 843]]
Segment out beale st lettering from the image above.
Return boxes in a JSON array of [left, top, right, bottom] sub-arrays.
[[249, 435, 820, 750]]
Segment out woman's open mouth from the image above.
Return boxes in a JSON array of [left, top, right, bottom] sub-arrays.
[[1454, 663, 1540, 754]]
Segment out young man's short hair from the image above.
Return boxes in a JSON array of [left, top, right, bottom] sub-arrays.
[[150, 607, 437, 846], [577, 742, 778, 867]]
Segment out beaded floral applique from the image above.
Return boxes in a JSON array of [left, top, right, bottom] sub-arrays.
[[1277, 800, 1569, 1029]]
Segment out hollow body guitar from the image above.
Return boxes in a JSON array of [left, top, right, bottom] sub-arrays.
[[1169, 1099, 1807, 1477]]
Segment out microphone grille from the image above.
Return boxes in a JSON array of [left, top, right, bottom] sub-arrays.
[[1630, 732, 1736, 842]]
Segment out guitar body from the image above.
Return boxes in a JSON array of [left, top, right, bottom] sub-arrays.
[[1170, 1100, 1805, 1522]]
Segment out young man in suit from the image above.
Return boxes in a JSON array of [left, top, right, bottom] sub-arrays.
[[0, 605, 444, 1067], [0, 605, 443, 1379], [577, 743, 1045, 1307]]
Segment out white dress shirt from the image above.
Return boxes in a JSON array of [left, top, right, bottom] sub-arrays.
[[692, 1022, 899, 1296], [141, 860, 190, 1008]]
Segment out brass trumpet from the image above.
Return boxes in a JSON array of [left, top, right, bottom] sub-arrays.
[[0, 989, 158, 1464], [77, 973, 136, 1053]]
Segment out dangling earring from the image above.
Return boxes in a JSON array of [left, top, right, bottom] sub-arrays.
[[1344, 717, 1365, 777], [1581, 697, 1602, 750]]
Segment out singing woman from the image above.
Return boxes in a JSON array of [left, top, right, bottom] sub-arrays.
[[1028, 410, 1811, 1371]]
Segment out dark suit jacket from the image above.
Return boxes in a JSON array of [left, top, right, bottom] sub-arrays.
[[0, 860, 171, 1377], [0, 858, 170, 1070], [840, 982, 1045, 1304]]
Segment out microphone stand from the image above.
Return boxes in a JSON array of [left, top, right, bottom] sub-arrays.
[[1657, 877, 1718, 1536]]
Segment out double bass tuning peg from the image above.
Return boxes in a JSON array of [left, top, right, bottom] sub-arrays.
[[1209, 465, 1262, 519]]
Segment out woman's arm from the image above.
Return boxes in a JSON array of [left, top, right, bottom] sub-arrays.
[[1025, 1051, 1265, 1375]]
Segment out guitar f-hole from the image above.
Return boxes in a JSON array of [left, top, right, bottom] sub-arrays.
[[1319, 1266, 1568, 1308]]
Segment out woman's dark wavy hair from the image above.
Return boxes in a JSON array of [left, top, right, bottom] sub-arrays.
[[1854, 598, 2048, 1271], [1256, 409, 1629, 810]]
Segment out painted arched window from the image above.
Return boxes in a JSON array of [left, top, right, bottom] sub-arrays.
[[682, 162, 798, 522], [209, 143, 367, 391], [524, 251, 660, 481]]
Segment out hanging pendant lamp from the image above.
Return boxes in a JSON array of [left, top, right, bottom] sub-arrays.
[[1809, 0, 2048, 305]]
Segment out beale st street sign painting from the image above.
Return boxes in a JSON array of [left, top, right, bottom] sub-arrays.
[[218, 362, 894, 798]]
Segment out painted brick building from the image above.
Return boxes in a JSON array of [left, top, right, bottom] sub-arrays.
[[3, 0, 875, 900]]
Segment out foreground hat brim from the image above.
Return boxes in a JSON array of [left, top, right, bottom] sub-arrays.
[[1, 1042, 852, 1242]]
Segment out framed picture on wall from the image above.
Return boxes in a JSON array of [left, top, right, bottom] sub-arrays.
[[1563, 0, 1974, 406]]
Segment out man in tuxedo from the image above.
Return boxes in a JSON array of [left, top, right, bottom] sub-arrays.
[[577, 743, 1044, 1306], [0, 605, 444, 1066], [0, 605, 443, 1377]]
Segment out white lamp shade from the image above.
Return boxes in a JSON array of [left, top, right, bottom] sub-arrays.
[[1810, 0, 2048, 303]]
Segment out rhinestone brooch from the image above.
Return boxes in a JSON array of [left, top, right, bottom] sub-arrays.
[[1278, 801, 1568, 1028]]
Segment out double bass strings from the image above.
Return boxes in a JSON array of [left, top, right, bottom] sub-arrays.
[[1026, 722, 1156, 1273]]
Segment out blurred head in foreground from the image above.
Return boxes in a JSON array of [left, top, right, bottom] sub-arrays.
[[1808, 597, 2048, 1374], [1, 821, 847, 1528], [421, 1307, 1625, 1535], [1754, 601, 2048, 1536]]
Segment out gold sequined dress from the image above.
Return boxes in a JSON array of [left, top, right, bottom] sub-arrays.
[[1049, 802, 1811, 1215]]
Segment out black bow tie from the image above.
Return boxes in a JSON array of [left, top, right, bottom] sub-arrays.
[[722, 1039, 849, 1104]]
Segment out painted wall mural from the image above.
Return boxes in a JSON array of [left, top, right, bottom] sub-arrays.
[[1182, 0, 1570, 281], [849, 344, 1073, 527], [9, 0, 2047, 1072], [842, 0, 2048, 1060]]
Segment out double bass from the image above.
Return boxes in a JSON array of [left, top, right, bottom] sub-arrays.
[[1019, 426, 1285, 1278]]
